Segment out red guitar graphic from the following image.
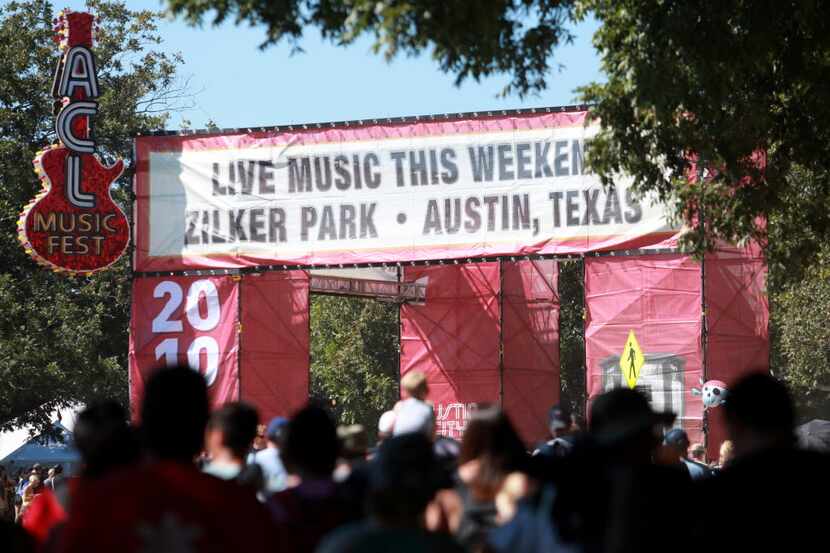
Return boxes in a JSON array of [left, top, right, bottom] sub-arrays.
[[18, 9, 129, 274]]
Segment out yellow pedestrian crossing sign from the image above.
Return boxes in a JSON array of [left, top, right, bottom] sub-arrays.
[[619, 330, 645, 389]]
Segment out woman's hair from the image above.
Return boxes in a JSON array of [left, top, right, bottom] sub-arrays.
[[459, 405, 528, 499], [719, 440, 734, 465]]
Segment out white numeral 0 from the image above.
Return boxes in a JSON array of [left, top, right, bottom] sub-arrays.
[[185, 280, 221, 331]]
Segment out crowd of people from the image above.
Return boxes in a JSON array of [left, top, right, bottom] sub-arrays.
[[1, 464, 65, 523], [1, 367, 827, 553]]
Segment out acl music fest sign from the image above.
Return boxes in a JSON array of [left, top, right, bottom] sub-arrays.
[[134, 109, 678, 271], [19, 10, 129, 274]]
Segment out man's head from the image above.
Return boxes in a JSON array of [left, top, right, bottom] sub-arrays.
[[281, 405, 339, 479], [205, 402, 259, 462], [688, 442, 706, 462], [663, 428, 691, 458], [548, 404, 573, 438], [141, 366, 209, 463], [724, 373, 795, 459], [265, 417, 289, 448], [369, 433, 442, 527], [252, 424, 267, 451], [401, 371, 429, 401], [74, 400, 140, 478], [589, 388, 675, 463], [338, 424, 368, 460]]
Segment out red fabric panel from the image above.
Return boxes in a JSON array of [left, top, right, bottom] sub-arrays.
[[129, 276, 239, 419], [239, 271, 310, 422], [704, 244, 769, 460], [584, 255, 704, 444], [400, 263, 501, 440], [502, 260, 560, 445]]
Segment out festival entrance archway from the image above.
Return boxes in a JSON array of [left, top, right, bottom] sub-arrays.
[[128, 106, 768, 454]]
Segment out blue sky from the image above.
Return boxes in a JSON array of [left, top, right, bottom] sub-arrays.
[[64, 1, 603, 130]]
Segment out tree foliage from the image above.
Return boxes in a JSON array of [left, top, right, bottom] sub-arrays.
[[0, 0, 185, 431], [770, 246, 830, 419], [580, 1, 830, 270], [309, 295, 399, 440], [557, 260, 585, 419]]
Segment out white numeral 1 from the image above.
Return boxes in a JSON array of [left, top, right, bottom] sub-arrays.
[[154, 336, 219, 387], [154, 338, 178, 367]]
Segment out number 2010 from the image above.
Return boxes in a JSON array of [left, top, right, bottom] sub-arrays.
[[152, 280, 221, 386]]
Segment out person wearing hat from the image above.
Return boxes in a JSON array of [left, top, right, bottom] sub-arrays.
[[536, 388, 693, 553], [663, 428, 712, 480], [250, 416, 289, 495], [532, 404, 577, 458]]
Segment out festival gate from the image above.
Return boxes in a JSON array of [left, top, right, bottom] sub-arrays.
[[128, 107, 768, 450]]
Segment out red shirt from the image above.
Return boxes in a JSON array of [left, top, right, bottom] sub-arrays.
[[60, 461, 276, 553]]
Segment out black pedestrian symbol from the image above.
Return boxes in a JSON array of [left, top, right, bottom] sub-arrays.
[[628, 344, 637, 379]]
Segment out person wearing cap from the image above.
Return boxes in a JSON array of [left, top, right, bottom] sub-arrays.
[[663, 429, 711, 480], [542, 388, 693, 553], [250, 416, 289, 495], [532, 404, 576, 458]]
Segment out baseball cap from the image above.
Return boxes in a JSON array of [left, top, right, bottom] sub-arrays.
[[266, 416, 288, 441], [664, 428, 690, 447]]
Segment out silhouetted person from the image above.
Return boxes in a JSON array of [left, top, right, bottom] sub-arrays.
[[699, 373, 830, 552], [318, 433, 465, 553], [22, 401, 140, 549], [0, 518, 34, 553], [627, 346, 636, 379], [267, 405, 354, 553], [532, 388, 691, 553], [203, 401, 263, 492], [61, 367, 274, 553]]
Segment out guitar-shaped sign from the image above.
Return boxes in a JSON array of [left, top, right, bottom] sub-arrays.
[[18, 9, 129, 275]]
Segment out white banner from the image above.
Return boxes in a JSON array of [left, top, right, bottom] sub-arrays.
[[134, 111, 677, 271]]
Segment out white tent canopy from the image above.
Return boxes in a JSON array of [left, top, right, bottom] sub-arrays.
[[0, 405, 82, 475]]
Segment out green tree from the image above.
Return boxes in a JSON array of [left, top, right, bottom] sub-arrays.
[[0, 0, 187, 431], [310, 295, 399, 440], [557, 260, 585, 420], [770, 246, 830, 420], [580, 1, 830, 272]]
